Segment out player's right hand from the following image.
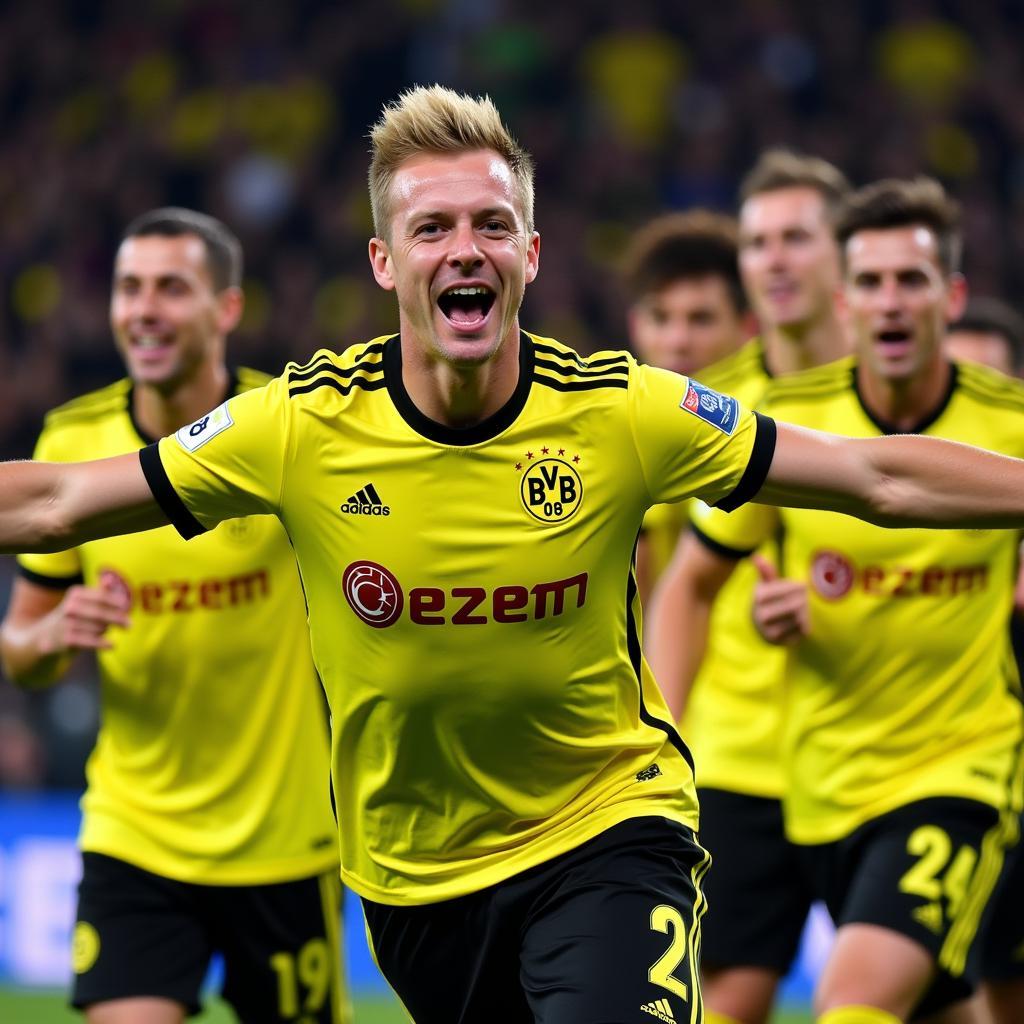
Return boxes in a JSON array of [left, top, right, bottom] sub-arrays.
[[751, 554, 810, 646], [36, 581, 132, 655]]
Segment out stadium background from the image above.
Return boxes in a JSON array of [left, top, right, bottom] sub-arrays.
[[1, 1, 1021, 1019]]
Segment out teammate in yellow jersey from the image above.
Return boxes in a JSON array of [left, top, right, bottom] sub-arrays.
[[645, 150, 851, 1024], [694, 178, 1024, 1024], [942, 297, 1024, 1024], [6, 90, 1024, 1023], [0, 209, 349, 1024], [621, 209, 754, 601]]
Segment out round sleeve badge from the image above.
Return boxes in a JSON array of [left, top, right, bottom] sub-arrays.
[[520, 457, 583, 524], [72, 921, 101, 974]]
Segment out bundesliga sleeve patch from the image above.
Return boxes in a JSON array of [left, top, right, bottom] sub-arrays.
[[679, 379, 739, 435], [175, 402, 234, 452]]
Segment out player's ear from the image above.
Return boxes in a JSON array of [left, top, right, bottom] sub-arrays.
[[945, 272, 967, 322], [369, 238, 396, 291], [217, 286, 244, 333], [523, 232, 540, 286]]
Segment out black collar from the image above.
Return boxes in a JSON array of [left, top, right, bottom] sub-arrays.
[[383, 331, 535, 445], [852, 361, 958, 435]]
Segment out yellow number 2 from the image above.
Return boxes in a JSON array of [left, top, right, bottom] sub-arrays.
[[649, 904, 689, 1001]]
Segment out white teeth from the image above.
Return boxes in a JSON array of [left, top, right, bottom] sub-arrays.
[[444, 286, 491, 296], [135, 336, 165, 348]]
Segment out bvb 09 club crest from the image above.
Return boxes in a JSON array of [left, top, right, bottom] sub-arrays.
[[520, 456, 583, 524]]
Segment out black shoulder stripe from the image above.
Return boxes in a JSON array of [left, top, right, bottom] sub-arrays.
[[533, 374, 628, 393], [531, 341, 630, 371], [288, 375, 388, 399], [19, 566, 85, 590], [533, 355, 629, 380], [288, 347, 387, 384]]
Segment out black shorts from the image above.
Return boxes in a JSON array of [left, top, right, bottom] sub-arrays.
[[71, 852, 349, 1022], [977, 811, 1024, 981], [798, 797, 1013, 1019], [697, 787, 813, 975], [362, 816, 710, 1024]]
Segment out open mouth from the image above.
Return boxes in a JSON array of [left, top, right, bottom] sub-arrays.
[[132, 334, 173, 350], [437, 285, 496, 329], [877, 329, 912, 345]]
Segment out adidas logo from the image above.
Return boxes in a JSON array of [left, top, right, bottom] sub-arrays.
[[340, 483, 391, 516], [640, 998, 675, 1021]]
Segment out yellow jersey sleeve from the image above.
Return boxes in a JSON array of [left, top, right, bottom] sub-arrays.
[[144, 375, 290, 536], [690, 496, 779, 557], [18, 421, 84, 583], [629, 364, 776, 511]]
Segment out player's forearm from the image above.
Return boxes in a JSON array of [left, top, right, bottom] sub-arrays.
[[762, 425, 1024, 530], [856, 435, 1024, 528], [646, 570, 714, 721], [0, 461, 77, 554], [0, 622, 73, 688], [0, 455, 167, 554]]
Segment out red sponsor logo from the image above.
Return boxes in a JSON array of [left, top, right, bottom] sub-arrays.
[[810, 550, 854, 600], [682, 385, 699, 413], [809, 549, 989, 600], [97, 566, 270, 613], [342, 561, 404, 628]]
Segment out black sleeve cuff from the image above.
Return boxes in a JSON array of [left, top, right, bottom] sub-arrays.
[[689, 522, 755, 561], [139, 444, 206, 540], [19, 566, 84, 590], [714, 412, 776, 513]]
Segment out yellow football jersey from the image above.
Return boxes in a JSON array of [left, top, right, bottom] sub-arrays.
[[673, 338, 789, 796], [146, 332, 775, 905], [694, 357, 1024, 843], [19, 372, 337, 884]]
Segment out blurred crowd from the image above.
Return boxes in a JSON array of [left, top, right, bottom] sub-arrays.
[[3, 0, 1024, 787]]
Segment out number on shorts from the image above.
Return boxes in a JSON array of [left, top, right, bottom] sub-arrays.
[[648, 904, 688, 1000], [899, 825, 978, 918], [269, 938, 331, 1018]]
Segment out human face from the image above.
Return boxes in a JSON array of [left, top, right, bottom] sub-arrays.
[[944, 329, 1015, 376], [111, 234, 236, 392], [629, 275, 748, 376], [843, 225, 966, 384], [368, 149, 539, 368], [739, 186, 841, 330]]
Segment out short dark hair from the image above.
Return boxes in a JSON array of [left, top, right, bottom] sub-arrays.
[[835, 177, 962, 274], [739, 149, 851, 224], [950, 297, 1024, 372], [622, 210, 746, 313], [121, 207, 243, 291]]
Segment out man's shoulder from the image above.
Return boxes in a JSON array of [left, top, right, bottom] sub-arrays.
[[953, 359, 1024, 418], [698, 337, 767, 396], [282, 336, 392, 403], [760, 356, 855, 414], [528, 332, 633, 394], [41, 378, 133, 435]]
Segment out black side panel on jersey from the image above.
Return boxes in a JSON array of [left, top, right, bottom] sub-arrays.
[[625, 538, 694, 771]]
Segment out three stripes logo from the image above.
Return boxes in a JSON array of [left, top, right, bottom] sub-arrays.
[[640, 999, 675, 1021], [340, 483, 391, 517]]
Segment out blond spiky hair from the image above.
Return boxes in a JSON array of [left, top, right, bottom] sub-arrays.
[[368, 84, 535, 240]]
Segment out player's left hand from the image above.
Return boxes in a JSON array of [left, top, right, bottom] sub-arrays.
[[750, 554, 810, 646]]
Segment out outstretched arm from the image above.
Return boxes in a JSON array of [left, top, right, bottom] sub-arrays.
[[645, 531, 739, 720], [759, 423, 1024, 528], [0, 453, 166, 554]]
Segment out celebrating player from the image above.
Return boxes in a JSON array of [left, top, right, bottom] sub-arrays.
[[0, 209, 349, 1024]]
